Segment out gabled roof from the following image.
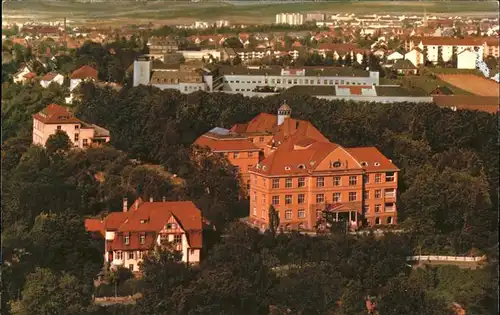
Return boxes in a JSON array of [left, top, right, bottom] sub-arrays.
[[104, 201, 203, 248], [71, 65, 98, 79], [251, 137, 339, 176], [345, 147, 399, 171], [251, 138, 398, 176], [41, 72, 59, 81], [85, 218, 105, 237], [230, 113, 328, 146], [32, 104, 82, 124]]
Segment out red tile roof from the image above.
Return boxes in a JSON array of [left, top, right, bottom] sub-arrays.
[[317, 43, 357, 52], [251, 139, 398, 176], [345, 147, 399, 171], [32, 104, 82, 124], [41, 72, 59, 81], [433, 95, 499, 114], [230, 112, 328, 146], [97, 201, 203, 250], [85, 218, 105, 237], [71, 65, 98, 80], [194, 134, 259, 152], [23, 72, 36, 79], [420, 37, 482, 46]]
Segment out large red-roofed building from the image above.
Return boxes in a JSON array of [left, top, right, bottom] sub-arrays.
[[85, 198, 203, 273], [196, 103, 399, 231]]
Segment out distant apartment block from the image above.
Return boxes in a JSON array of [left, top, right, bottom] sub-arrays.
[[85, 198, 203, 273], [417, 38, 483, 63], [305, 13, 325, 22], [132, 57, 380, 95], [32, 104, 110, 149], [147, 36, 179, 58], [276, 13, 304, 25]]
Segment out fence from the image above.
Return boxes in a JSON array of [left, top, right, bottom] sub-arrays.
[[406, 255, 486, 262]]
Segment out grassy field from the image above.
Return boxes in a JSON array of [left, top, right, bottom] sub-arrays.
[[3, 1, 499, 26]]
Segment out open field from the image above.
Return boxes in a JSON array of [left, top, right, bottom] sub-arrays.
[[3, 1, 499, 26], [437, 74, 500, 97]]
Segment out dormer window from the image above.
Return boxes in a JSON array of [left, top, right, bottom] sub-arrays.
[[140, 219, 147, 224], [374, 162, 381, 167], [298, 164, 305, 169], [285, 166, 291, 171], [139, 235, 145, 244], [331, 161, 341, 168], [124, 235, 130, 245], [262, 166, 268, 171], [360, 161, 368, 167]]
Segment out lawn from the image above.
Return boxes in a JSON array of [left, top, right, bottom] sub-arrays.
[[4, 1, 499, 26]]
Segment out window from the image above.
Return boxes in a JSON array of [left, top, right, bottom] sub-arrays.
[[115, 251, 123, 260], [253, 206, 257, 216], [387, 216, 393, 224], [261, 208, 266, 218], [375, 204, 381, 213], [363, 205, 369, 214], [375, 217, 381, 225], [74, 133, 79, 141], [272, 196, 280, 205], [298, 209, 305, 218], [124, 235, 130, 245], [386, 172, 395, 182], [348, 192, 357, 201], [331, 161, 341, 168], [138, 251, 144, 259], [349, 176, 357, 186], [363, 175, 369, 184], [375, 174, 382, 183], [57, 125, 61, 130], [333, 192, 341, 202], [262, 194, 266, 204], [298, 177, 306, 187], [285, 210, 292, 220], [272, 178, 280, 189], [139, 235, 145, 244], [385, 203, 395, 212], [174, 235, 182, 243], [190, 249, 196, 255], [83, 139, 88, 147], [259, 136, 264, 142], [316, 177, 325, 187], [253, 192, 257, 202], [128, 252, 134, 259], [316, 194, 325, 204], [285, 178, 292, 188], [364, 190, 369, 200], [375, 189, 381, 199], [298, 194, 305, 204], [385, 188, 396, 198], [333, 176, 341, 186], [285, 195, 292, 205], [75, 125, 79, 130], [248, 152, 254, 157], [233, 152, 239, 158], [129, 264, 134, 271]]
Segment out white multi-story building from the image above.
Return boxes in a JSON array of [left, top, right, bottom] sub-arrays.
[[85, 198, 203, 273], [418, 38, 483, 63], [276, 13, 304, 25]]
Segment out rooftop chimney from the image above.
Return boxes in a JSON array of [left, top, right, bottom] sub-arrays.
[[162, 196, 166, 202], [149, 197, 153, 202], [123, 198, 128, 212]]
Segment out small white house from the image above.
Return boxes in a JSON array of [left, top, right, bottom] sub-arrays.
[[457, 50, 477, 69], [13, 66, 31, 84], [40, 72, 64, 88], [386, 51, 404, 61]]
